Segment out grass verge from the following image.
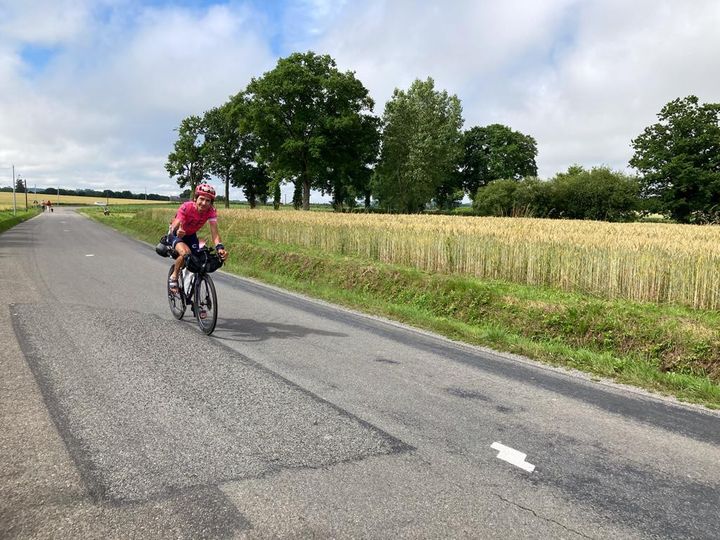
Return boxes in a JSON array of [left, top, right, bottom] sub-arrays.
[[82, 207, 720, 409], [0, 208, 42, 234]]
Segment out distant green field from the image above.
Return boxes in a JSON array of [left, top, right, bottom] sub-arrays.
[[0, 192, 168, 210]]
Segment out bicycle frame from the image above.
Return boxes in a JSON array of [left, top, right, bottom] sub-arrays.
[[167, 246, 221, 335]]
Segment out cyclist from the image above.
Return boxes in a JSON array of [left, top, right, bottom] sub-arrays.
[[168, 183, 228, 292]]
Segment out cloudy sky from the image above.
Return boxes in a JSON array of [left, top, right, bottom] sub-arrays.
[[1, 0, 718, 200]]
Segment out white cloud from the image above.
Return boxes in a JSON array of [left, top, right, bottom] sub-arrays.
[[0, 0, 274, 193], [313, 0, 720, 178], [311, 0, 578, 111], [502, 0, 720, 177], [0, 0, 98, 45], [1, 0, 719, 196]]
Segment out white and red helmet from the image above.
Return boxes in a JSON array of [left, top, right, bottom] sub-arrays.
[[195, 183, 216, 200]]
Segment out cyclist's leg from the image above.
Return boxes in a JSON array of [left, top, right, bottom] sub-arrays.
[[170, 240, 191, 280]]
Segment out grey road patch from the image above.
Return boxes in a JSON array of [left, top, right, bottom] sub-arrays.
[[11, 303, 410, 503], [227, 275, 720, 445], [445, 387, 491, 402], [530, 445, 720, 539]]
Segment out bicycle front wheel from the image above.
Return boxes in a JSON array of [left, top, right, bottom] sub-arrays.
[[167, 265, 186, 319], [194, 273, 218, 335]]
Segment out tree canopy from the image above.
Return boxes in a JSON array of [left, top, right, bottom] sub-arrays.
[[550, 165, 640, 221], [165, 115, 209, 194], [459, 124, 538, 200], [473, 166, 640, 221], [630, 95, 720, 223], [373, 78, 463, 213], [473, 177, 550, 217], [203, 103, 244, 208], [243, 51, 378, 210]]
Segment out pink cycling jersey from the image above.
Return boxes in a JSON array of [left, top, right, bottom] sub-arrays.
[[175, 201, 217, 235]]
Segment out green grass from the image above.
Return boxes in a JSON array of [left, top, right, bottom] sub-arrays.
[[0, 208, 42, 234], [81, 206, 720, 409]]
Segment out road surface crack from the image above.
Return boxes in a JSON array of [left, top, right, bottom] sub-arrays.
[[494, 493, 595, 539]]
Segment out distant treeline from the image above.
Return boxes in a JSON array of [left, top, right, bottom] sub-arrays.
[[0, 185, 171, 201]]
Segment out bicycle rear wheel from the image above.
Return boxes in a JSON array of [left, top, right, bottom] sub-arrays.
[[167, 265, 186, 319], [194, 273, 218, 335]]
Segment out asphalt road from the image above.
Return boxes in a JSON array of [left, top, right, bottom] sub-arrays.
[[1, 207, 719, 539]]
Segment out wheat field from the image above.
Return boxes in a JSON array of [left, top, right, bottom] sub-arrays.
[[0, 192, 167, 210], [142, 207, 720, 310]]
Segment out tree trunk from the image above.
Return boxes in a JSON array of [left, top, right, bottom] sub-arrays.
[[303, 178, 310, 210], [225, 167, 230, 208], [301, 155, 310, 210], [292, 182, 302, 209], [273, 181, 281, 210]]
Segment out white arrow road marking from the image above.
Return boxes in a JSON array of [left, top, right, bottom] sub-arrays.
[[85, 254, 94, 257], [491, 442, 535, 472]]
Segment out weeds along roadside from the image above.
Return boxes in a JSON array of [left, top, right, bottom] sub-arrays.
[[81, 206, 720, 409], [0, 208, 42, 234]]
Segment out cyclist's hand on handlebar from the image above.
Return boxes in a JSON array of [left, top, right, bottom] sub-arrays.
[[218, 248, 228, 261]]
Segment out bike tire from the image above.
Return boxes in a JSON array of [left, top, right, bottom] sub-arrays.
[[194, 273, 218, 335], [167, 265, 186, 319]]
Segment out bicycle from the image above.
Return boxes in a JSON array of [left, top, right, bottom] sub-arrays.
[[157, 238, 223, 335]]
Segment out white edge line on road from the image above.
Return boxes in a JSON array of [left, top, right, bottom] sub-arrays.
[[491, 442, 535, 473], [85, 254, 94, 257]]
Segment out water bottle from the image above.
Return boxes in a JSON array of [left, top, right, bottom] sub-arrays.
[[183, 270, 193, 297]]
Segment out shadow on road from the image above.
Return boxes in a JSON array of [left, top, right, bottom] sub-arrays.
[[0, 227, 40, 248], [215, 317, 347, 343]]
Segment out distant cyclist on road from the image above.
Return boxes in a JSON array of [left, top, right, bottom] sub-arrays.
[[168, 183, 228, 292]]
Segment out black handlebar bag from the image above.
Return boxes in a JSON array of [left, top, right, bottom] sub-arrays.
[[155, 235, 172, 257], [185, 250, 223, 273]]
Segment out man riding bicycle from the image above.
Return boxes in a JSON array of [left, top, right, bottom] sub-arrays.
[[168, 183, 228, 293]]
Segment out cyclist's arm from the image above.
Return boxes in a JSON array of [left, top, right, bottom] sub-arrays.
[[169, 210, 185, 237], [209, 220, 228, 259]]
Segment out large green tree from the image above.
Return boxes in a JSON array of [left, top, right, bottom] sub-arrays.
[[630, 95, 720, 223], [203, 103, 243, 208], [165, 115, 209, 195], [320, 112, 380, 210], [459, 124, 538, 200], [243, 51, 378, 210], [373, 78, 463, 213], [235, 162, 271, 208], [204, 97, 271, 209]]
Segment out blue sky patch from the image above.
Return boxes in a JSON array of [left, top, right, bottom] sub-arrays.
[[20, 44, 58, 73]]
